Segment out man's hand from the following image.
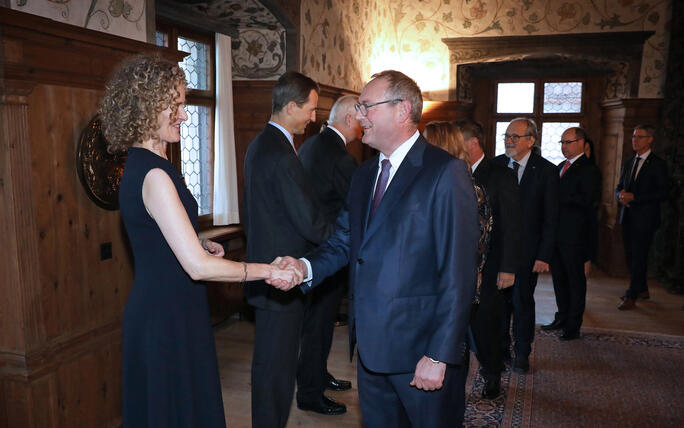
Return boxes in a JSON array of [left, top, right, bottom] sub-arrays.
[[202, 239, 225, 257], [532, 260, 549, 273], [497, 272, 515, 289], [264, 256, 307, 291], [618, 189, 634, 207], [274, 256, 308, 278], [266, 266, 299, 290], [409, 356, 446, 391]]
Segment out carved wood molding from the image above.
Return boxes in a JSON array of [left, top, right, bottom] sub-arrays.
[[1, 90, 44, 351], [442, 31, 654, 101], [0, 320, 121, 382], [0, 8, 186, 91], [443, 32, 653, 64]]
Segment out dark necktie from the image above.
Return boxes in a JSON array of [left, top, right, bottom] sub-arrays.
[[627, 157, 641, 191], [512, 161, 520, 182], [371, 159, 391, 217]]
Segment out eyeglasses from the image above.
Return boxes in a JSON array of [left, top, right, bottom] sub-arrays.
[[558, 137, 583, 145], [354, 99, 403, 117], [502, 133, 533, 143]]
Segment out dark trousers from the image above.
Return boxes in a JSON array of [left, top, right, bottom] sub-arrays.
[[622, 220, 657, 300], [251, 308, 305, 428], [356, 353, 466, 428], [501, 268, 538, 358], [469, 283, 504, 379], [296, 272, 344, 403], [550, 245, 587, 334]]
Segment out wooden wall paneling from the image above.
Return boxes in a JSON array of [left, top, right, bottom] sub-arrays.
[[419, 101, 474, 132], [0, 8, 183, 427]]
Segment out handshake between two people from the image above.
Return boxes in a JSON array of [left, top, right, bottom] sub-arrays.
[[265, 256, 308, 291]]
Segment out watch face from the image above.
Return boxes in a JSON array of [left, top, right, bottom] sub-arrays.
[[76, 115, 127, 210]]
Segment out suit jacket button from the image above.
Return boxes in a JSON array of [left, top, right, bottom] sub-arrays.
[[357, 258, 364, 264]]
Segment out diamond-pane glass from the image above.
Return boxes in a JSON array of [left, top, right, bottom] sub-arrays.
[[497, 83, 535, 113], [178, 37, 209, 90], [541, 122, 580, 166], [543, 82, 582, 113], [181, 105, 212, 215], [155, 31, 168, 47], [494, 121, 510, 157]]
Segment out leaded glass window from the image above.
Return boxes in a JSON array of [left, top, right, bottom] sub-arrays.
[[181, 105, 212, 215], [178, 37, 209, 91], [543, 82, 582, 113]]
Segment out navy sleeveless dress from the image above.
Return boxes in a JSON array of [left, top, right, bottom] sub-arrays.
[[119, 147, 226, 428]]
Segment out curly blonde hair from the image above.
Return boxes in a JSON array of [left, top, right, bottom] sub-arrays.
[[100, 54, 187, 153], [423, 121, 470, 163]]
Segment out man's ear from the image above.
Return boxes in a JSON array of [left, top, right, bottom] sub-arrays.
[[395, 100, 412, 123], [285, 100, 297, 116]]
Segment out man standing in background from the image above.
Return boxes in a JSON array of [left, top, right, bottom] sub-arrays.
[[615, 124, 669, 310], [494, 118, 558, 374], [548, 127, 601, 340], [242, 71, 339, 427], [295, 95, 361, 413]]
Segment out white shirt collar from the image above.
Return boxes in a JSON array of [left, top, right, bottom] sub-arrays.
[[508, 149, 531, 169], [327, 125, 347, 145], [471, 153, 485, 174], [636, 149, 651, 160], [565, 153, 584, 165], [268, 121, 294, 149], [379, 130, 420, 171]]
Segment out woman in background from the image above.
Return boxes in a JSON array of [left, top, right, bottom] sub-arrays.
[[100, 54, 298, 427]]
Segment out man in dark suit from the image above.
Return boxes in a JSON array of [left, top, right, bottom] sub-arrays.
[[459, 120, 521, 398], [494, 118, 558, 373], [295, 95, 361, 410], [277, 70, 480, 427], [548, 127, 601, 340], [242, 71, 340, 428], [616, 124, 669, 310]]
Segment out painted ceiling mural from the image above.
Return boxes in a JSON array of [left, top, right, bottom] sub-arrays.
[[302, 0, 671, 100], [186, 0, 286, 79], [10, 0, 147, 41]]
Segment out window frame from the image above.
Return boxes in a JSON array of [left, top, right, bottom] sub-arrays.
[[156, 20, 216, 229], [491, 78, 586, 157]]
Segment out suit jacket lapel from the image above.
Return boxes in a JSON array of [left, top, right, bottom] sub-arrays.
[[633, 155, 652, 184], [362, 139, 424, 245]]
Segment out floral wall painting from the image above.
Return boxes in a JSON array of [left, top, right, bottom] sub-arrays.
[[11, 0, 147, 42], [180, 0, 286, 79], [232, 28, 286, 79], [302, 0, 672, 100]]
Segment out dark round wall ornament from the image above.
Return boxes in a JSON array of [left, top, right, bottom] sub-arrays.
[[76, 115, 127, 210]]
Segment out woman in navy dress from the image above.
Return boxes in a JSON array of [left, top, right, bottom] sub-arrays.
[[100, 55, 299, 427]]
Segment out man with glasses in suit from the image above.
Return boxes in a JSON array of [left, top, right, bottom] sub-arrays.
[[494, 118, 558, 373], [615, 124, 669, 310], [548, 127, 601, 340]]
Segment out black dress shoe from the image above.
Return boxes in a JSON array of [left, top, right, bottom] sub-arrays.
[[326, 374, 352, 391], [482, 377, 501, 399], [541, 319, 564, 331], [559, 331, 580, 341], [513, 355, 529, 374], [297, 395, 347, 415]]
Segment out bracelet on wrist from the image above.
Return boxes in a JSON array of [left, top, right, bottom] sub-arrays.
[[241, 262, 248, 283], [428, 357, 440, 364]]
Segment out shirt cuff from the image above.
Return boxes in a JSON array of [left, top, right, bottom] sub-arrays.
[[300, 257, 313, 283]]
